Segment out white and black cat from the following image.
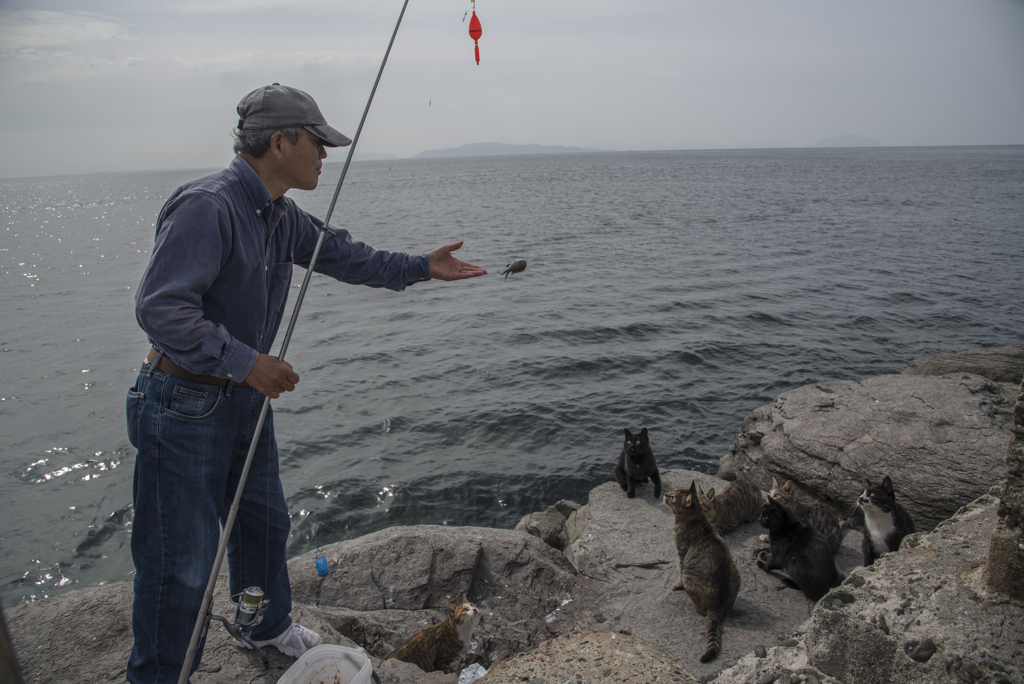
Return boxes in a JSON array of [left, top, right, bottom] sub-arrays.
[[755, 496, 841, 602], [858, 476, 916, 566], [607, 427, 661, 499]]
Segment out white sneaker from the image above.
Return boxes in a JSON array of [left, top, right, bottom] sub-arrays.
[[236, 622, 323, 658]]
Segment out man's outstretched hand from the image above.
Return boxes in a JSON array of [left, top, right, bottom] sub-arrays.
[[429, 241, 487, 281], [245, 353, 300, 399]]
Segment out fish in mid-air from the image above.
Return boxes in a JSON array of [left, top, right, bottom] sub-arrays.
[[501, 258, 526, 280]]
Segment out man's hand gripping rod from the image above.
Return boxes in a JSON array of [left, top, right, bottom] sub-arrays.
[[178, 1, 412, 680]]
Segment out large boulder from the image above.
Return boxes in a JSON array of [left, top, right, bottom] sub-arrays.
[[5, 526, 576, 684], [288, 525, 577, 672], [559, 468, 865, 682], [4, 573, 350, 684], [986, 378, 1024, 600], [805, 491, 1024, 684], [717, 373, 1013, 530], [902, 343, 1024, 384]]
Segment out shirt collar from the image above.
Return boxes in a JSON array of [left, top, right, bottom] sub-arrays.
[[229, 155, 275, 216]]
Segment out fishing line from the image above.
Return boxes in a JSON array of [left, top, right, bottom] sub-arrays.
[[178, 1, 413, 680], [365, 1, 475, 213], [421, 0, 475, 106]]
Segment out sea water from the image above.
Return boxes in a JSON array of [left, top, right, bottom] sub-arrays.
[[1, 146, 1022, 606]]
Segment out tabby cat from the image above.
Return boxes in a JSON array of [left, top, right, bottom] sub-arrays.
[[609, 427, 661, 499], [858, 476, 916, 566], [755, 496, 841, 602], [384, 594, 480, 673], [664, 481, 741, 663], [697, 479, 762, 534], [768, 477, 845, 554]]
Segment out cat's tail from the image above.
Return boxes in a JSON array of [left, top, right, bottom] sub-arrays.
[[700, 609, 726, 663]]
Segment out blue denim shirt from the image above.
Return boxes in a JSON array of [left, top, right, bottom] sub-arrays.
[[135, 155, 431, 381]]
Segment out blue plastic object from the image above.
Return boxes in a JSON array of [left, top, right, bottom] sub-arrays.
[[314, 549, 329, 577]]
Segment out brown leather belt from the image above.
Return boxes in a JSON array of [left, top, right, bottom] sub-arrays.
[[146, 348, 249, 388]]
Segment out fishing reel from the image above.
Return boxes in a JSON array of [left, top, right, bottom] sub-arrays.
[[208, 586, 271, 669]]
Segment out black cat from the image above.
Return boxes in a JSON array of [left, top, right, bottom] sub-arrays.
[[858, 476, 916, 566], [755, 496, 841, 602], [607, 427, 661, 499]]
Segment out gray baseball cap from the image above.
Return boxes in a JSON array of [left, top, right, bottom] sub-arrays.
[[237, 84, 352, 147]]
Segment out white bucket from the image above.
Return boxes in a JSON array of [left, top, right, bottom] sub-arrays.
[[276, 644, 376, 684]]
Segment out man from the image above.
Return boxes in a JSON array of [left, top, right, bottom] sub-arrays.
[[126, 84, 486, 683]]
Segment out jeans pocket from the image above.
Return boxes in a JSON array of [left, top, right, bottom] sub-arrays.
[[165, 384, 222, 420], [126, 388, 145, 448]]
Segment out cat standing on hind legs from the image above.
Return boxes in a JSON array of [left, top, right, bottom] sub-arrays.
[[663, 481, 740, 663], [768, 477, 847, 553], [608, 427, 661, 499], [755, 496, 841, 602], [858, 475, 916, 566]]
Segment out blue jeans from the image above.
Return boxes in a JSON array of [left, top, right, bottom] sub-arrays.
[[126, 362, 293, 683]]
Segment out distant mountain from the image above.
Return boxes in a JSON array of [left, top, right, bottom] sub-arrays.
[[415, 142, 608, 159], [353, 152, 398, 161], [808, 134, 883, 148], [666, 140, 797, 151]]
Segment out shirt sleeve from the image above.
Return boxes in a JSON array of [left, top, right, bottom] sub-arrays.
[[134, 190, 259, 380], [292, 211, 432, 290]]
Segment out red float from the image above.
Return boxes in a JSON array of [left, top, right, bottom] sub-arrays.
[[468, 10, 482, 65]]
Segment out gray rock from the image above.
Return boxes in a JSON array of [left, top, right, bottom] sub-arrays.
[[376, 657, 456, 684], [717, 373, 1013, 530], [710, 641, 843, 684], [288, 525, 577, 672], [515, 501, 575, 551], [987, 379, 1024, 601], [902, 343, 1024, 384], [6, 526, 577, 684], [804, 493, 1024, 684], [905, 638, 936, 663], [515, 500, 589, 561], [478, 630, 699, 684], [4, 573, 351, 684], [561, 469, 864, 682]]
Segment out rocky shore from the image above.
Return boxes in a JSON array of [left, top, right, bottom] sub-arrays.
[[4, 344, 1023, 684]]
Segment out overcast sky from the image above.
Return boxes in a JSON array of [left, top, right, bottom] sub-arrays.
[[1, 0, 1022, 178]]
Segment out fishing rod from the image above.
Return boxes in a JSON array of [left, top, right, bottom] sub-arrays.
[[178, 1, 412, 680]]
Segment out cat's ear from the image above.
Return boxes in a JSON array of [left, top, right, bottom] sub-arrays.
[[771, 476, 780, 489], [783, 480, 796, 495], [706, 488, 716, 501], [446, 601, 457, 617], [639, 427, 648, 437], [623, 428, 632, 437], [460, 592, 468, 604], [882, 476, 894, 496]]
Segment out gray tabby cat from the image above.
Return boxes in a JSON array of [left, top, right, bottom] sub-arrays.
[[768, 477, 845, 554], [664, 481, 741, 663], [384, 594, 480, 673], [696, 479, 762, 534]]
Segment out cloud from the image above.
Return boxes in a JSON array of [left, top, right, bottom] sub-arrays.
[[0, 10, 135, 51], [173, 50, 379, 73], [0, 10, 144, 84], [19, 54, 145, 85], [132, 0, 348, 17]]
